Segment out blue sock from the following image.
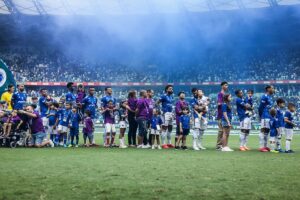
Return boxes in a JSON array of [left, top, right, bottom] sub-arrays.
[[63, 134, 67, 145]]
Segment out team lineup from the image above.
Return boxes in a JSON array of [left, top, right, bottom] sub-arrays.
[[0, 81, 297, 153]]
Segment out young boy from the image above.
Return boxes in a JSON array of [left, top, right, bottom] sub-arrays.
[[177, 107, 190, 150], [276, 98, 285, 152], [102, 100, 117, 147], [284, 103, 296, 153], [57, 102, 72, 147], [83, 110, 94, 147], [269, 108, 280, 153], [150, 109, 163, 149], [47, 102, 59, 145], [69, 106, 81, 147]]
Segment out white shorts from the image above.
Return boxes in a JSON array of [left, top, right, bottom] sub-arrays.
[[240, 117, 251, 130], [42, 117, 49, 127], [57, 125, 69, 133], [105, 123, 116, 133], [278, 127, 285, 136], [162, 112, 173, 126], [194, 117, 207, 130], [48, 126, 57, 135], [260, 119, 270, 129], [119, 121, 126, 129], [285, 129, 294, 140], [151, 129, 160, 135]]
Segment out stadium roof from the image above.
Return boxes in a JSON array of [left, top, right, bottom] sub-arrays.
[[0, 0, 300, 15]]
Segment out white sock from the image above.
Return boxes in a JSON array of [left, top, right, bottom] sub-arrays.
[[119, 138, 123, 146], [161, 131, 167, 145], [259, 132, 264, 148], [269, 137, 275, 150], [286, 140, 291, 151], [277, 134, 282, 149], [198, 130, 204, 146], [240, 133, 245, 147], [167, 131, 172, 144], [244, 134, 248, 147]]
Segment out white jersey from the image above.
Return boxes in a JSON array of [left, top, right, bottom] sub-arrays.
[[198, 96, 209, 112]]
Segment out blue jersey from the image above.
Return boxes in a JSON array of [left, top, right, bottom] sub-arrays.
[[82, 95, 98, 119], [59, 108, 71, 126], [270, 116, 279, 137], [180, 114, 190, 129], [70, 112, 81, 129], [258, 94, 273, 119], [66, 92, 76, 104], [222, 103, 232, 122], [39, 96, 50, 117], [151, 116, 163, 130], [160, 94, 174, 113], [284, 111, 294, 129], [47, 109, 58, 126], [245, 96, 253, 107], [12, 91, 27, 110], [101, 95, 116, 108], [276, 108, 285, 128], [236, 97, 246, 122]]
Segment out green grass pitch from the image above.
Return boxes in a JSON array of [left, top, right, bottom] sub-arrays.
[[0, 133, 299, 200]]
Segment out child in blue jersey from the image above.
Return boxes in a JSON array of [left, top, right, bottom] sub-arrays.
[[47, 102, 59, 145], [275, 98, 285, 152], [221, 94, 234, 152], [150, 109, 163, 149], [284, 103, 296, 153], [245, 89, 254, 116], [177, 107, 190, 150], [269, 108, 280, 153], [68, 106, 81, 147], [57, 102, 72, 147]]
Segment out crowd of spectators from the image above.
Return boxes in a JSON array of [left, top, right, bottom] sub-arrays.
[[1, 48, 299, 83]]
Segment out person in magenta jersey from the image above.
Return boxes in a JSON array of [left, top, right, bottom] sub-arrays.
[[175, 91, 188, 148], [18, 105, 54, 148], [135, 90, 150, 148], [216, 81, 229, 150], [126, 90, 138, 147]]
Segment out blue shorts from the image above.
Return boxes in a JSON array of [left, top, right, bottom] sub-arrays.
[[137, 118, 148, 137], [270, 130, 278, 137], [70, 128, 79, 136], [182, 129, 189, 136], [30, 132, 47, 146]]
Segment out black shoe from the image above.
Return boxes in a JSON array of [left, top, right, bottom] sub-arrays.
[[285, 150, 295, 153], [182, 146, 188, 150], [175, 146, 180, 150]]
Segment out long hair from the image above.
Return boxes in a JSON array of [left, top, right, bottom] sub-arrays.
[[128, 90, 136, 99], [223, 94, 232, 110]]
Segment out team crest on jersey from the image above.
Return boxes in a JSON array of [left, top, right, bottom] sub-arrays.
[[0, 68, 7, 88]]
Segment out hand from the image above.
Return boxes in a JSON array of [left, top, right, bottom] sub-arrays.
[[180, 129, 183, 133]]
